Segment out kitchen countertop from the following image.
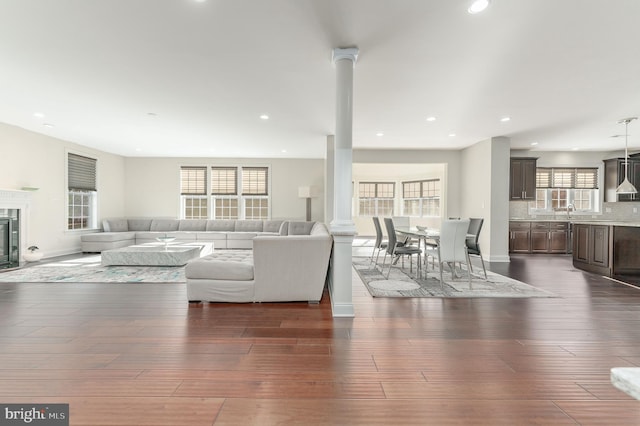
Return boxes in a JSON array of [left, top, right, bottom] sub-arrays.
[[510, 219, 640, 227]]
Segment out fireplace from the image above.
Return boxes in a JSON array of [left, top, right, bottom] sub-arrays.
[[0, 210, 20, 269], [0, 189, 32, 269]]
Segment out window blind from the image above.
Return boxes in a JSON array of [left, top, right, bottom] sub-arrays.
[[535, 168, 598, 189], [68, 153, 97, 191], [241, 167, 268, 195], [180, 166, 206, 195], [211, 167, 237, 195]]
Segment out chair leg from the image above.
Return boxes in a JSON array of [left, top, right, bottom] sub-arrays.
[[478, 253, 487, 279], [465, 251, 473, 289]]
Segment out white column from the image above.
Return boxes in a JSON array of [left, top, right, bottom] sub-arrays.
[[325, 135, 335, 225], [329, 47, 358, 318]]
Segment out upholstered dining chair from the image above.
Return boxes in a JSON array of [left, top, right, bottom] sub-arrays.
[[435, 219, 472, 289], [370, 217, 388, 267], [466, 217, 487, 279], [381, 218, 422, 279]]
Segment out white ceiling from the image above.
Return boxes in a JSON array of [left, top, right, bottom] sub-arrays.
[[2, 0, 640, 159]]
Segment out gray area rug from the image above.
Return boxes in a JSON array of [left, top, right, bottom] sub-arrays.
[[0, 256, 185, 283], [354, 257, 557, 298]]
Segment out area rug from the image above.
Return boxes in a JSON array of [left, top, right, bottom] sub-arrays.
[[0, 255, 185, 283], [353, 258, 557, 298]]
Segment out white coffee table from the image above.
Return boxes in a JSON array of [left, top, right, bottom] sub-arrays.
[[101, 242, 214, 266]]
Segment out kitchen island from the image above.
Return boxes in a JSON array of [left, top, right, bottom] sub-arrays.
[[572, 221, 640, 281]]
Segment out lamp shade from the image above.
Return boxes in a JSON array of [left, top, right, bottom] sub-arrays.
[[616, 176, 638, 194], [298, 186, 313, 198]]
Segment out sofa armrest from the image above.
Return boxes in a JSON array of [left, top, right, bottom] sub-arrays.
[[252, 235, 333, 302]]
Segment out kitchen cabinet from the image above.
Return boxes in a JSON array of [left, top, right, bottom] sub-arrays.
[[509, 221, 531, 253], [572, 223, 611, 276], [604, 157, 640, 202], [510, 221, 569, 254], [510, 158, 537, 200]]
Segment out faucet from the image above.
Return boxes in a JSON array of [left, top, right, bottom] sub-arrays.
[[567, 203, 575, 220]]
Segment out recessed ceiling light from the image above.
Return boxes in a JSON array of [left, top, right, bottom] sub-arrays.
[[193, 0, 207, 3], [376, 132, 384, 137], [500, 116, 511, 122], [531, 142, 539, 146], [572, 147, 579, 151], [33, 112, 44, 118], [43, 123, 54, 128], [260, 114, 269, 120], [281, 149, 287, 153], [426, 116, 436, 122], [468, 0, 490, 14], [135, 148, 142, 152], [448, 133, 456, 137]]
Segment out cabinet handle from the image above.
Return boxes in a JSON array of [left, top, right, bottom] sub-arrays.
[[548, 232, 551, 240]]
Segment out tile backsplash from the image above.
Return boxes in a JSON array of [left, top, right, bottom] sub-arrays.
[[509, 201, 640, 221]]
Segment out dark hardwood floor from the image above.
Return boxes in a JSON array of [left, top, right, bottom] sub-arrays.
[[1, 253, 640, 425]]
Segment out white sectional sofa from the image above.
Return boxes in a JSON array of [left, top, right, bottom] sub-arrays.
[[81, 218, 287, 252], [185, 221, 333, 303]]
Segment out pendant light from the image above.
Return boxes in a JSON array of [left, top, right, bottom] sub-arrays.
[[616, 117, 638, 194]]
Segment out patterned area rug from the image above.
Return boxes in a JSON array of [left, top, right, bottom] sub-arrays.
[[353, 258, 557, 298], [0, 255, 185, 283]]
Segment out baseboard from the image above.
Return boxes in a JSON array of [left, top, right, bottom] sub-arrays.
[[488, 255, 511, 263], [39, 247, 83, 260], [327, 272, 355, 318]]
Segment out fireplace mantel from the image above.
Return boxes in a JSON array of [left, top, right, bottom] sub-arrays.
[[0, 189, 33, 264]]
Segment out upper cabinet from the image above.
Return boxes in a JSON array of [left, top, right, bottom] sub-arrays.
[[604, 157, 640, 202], [510, 158, 537, 200]]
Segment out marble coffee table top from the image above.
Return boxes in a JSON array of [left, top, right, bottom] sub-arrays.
[[611, 367, 640, 400], [101, 242, 213, 266]]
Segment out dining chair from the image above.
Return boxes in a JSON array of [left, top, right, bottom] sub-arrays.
[[392, 216, 415, 245], [466, 217, 487, 279], [370, 217, 388, 267], [435, 219, 472, 289], [381, 218, 422, 279]]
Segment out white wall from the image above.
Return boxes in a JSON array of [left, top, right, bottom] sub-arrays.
[[1, 123, 125, 257], [123, 157, 325, 221]]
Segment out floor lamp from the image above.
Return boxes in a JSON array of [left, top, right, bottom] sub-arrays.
[[298, 186, 314, 221]]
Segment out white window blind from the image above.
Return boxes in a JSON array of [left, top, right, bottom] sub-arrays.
[[68, 153, 97, 191], [241, 167, 268, 195], [536, 168, 598, 189], [180, 167, 207, 195], [211, 167, 238, 195]]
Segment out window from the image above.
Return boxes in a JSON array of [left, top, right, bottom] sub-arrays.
[[180, 167, 208, 219], [67, 153, 97, 230], [180, 166, 270, 220], [241, 167, 269, 220], [534, 168, 599, 213], [402, 179, 440, 217], [358, 182, 395, 216]]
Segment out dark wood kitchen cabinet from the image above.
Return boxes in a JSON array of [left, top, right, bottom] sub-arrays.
[[572, 223, 611, 276], [509, 221, 531, 253], [510, 221, 569, 254], [510, 158, 537, 200]]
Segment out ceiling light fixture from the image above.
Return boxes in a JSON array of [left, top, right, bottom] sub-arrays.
[[616, 117, 638, 194], [531, 142, 539, 146], [468, 0, 490, 14], [500, 116, 511, 122], [260, 114, 269, 120], [426, 116, 436, 122], [43, 123, 54, 128], [376, 132, 384, 137], [448, 133, 456, 137], [33, 112, 45, 118]]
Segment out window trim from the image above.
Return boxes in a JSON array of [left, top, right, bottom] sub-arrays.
[[66, 150, 98, 231]]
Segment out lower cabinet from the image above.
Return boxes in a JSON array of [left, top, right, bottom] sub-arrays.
[[572, 223, 611, 275], [510, 221, 569, 254]]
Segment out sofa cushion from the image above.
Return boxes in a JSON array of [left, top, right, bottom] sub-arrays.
[[287, 221, 315, 235], [103, 218, 128, 232], [128, 219, 153, 231], [150, 219, 180, 232], [206, 220, 236, 232], [81, 231, 136, 242], [227, 232, 258, 241], [186, 251, 254, 281], [179, 220, 207, 231], [235, 220, 263, 232], [263, 220, 284, 233]]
